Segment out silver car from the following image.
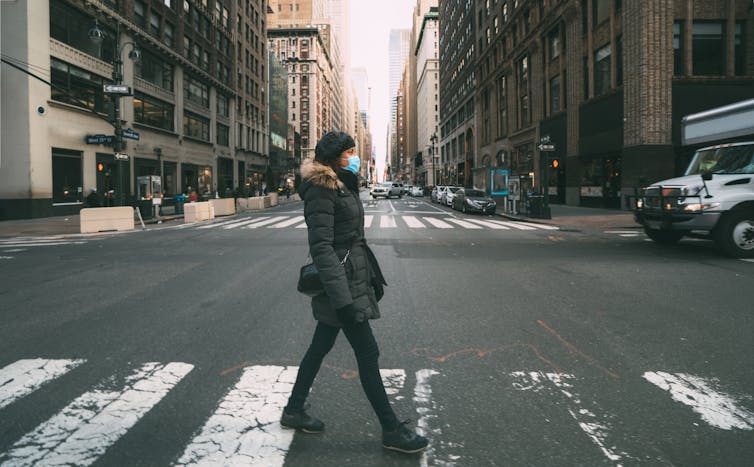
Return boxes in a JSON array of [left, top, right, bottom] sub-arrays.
[[370, 181, 403, 199], [443, 186, 461, 206]]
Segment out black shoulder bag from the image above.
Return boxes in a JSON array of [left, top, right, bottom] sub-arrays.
[[297, 249, 350, 297]]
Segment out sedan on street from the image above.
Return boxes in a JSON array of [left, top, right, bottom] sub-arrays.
[[443, 186, 461, 206], [431, 186, 447, 203], [452, 188, 497, 214]]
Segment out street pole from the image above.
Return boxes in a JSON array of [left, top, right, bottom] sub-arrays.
[[112, 23, 125, 206]]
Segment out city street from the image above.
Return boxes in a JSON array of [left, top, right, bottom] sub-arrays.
[[1, 193, 753, 466]]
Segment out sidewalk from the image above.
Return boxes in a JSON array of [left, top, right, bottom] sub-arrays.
[[0, 195, 302, 239], [500, 203, 639, 231]]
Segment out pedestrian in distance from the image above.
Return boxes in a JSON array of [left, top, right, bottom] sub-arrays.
[[282, 130, 429, 454]]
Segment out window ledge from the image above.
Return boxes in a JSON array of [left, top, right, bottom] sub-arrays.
[[133, 122, 178, 137], [183, 136, 213, 146], [48, 100, 110, 121]]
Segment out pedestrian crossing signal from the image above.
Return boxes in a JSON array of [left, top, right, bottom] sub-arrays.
[[550, 158, 560, 169], [97, 162, 105, 172]]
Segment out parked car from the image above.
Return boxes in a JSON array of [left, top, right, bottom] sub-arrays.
[[443, 186, 461, 206], [431, 186, 447, 203], [452, 188, 497, 214], [410, 186, 424, 197], [370, 181, 403, 199], [403, 185, 413, 196]]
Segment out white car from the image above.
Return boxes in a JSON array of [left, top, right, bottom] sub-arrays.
[[444, 186, 461, 206], [370, 182, 403, 199], [410, 186, 423, 197]]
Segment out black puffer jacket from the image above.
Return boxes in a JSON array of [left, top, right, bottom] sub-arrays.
[[299, 160, 386, 327]]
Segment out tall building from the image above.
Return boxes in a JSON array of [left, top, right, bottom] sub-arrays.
[[472, 0, 753, 210], [415, 6, 440, 187], [387, 29, 410, 177], [438, 0, 476, 187], [0, 0, 268, 219], [351, 67, 370, 114]]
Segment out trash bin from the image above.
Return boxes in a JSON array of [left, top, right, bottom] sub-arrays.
[[174, 194, 186, 215], [135, 199, 153, 220]]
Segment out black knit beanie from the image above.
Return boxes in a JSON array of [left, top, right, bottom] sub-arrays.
[[314, 131, 356, 165]]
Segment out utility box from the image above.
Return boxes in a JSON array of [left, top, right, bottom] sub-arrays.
[[137, 175, 162, 200]]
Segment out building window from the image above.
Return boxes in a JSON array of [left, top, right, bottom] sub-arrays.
[[50, 0, 113, 61], [164, 22, 174, 47], [149, 11, 161, 37], [594, 44, 611, 95], [548, 27, 560, 61], [497, 75, 507, 138], [517, 56, 529, 128], [692, 22, 724, 76], [593, 0, 609, 26], [616, 35, 623, 86], [50, 58, 110, 113], [52, 149, 83, 204], [549, 75, 561, 114], [135, 49, 174, 91], [184, 75, 209, 107], [217, 93, 230, 117], [134, 1, 146, 28], [133, 92, 174, 131], [216, 123, 230, 146], [673, 22, 684, 76], [735, 22, 745, 76], [183, 111, 210, 141]]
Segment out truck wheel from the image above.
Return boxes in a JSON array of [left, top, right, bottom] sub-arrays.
[[714, 210, 754, 258], [644, 228, 684, 245]]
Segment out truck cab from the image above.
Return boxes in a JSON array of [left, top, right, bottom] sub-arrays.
[[634, 99, 754, 258]]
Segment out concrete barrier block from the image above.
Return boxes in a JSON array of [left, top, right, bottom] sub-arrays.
[[236, 198, 248, 212], [267, 192, 279, 206], [247, 197, 266, 210], [210, 198, 236, 216], [80, 207, 134, 233], [184, 201, 214, 223], [263, 196, 271, 208]]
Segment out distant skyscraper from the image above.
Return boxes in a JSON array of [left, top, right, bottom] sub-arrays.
[[388, 29, 410, 122], [351, 67, 370, 114], [327, 0, 351, 71]]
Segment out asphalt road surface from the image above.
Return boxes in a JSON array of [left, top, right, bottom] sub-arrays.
[[1, 193, 753, 466]]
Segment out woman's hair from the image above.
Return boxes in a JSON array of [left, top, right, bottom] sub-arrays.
[[314, 131, 356, 166]]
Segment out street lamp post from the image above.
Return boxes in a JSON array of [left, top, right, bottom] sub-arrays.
[[89, 20, 140, 206], [429, 133, 438, 186]]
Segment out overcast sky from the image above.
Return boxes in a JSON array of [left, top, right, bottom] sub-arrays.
[[350, 0, 414, 178]]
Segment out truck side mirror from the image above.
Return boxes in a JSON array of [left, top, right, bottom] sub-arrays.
[[702, 171, 713, 181]]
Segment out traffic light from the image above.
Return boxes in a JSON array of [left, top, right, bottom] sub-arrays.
[[549, 157, 560, 169], [97, 162, 106, 172]]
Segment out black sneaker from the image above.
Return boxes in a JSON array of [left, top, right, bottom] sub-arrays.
[[382, 420, 429, 454], [280, 406, 325, 433]]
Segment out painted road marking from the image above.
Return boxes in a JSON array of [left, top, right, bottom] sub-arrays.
[[268, 216, 305, 229], [446, 218, 482, 229], [364, 215, 374, 228], [0, 359, 86, 410], [643, 371, 754, 430], [414, 369, 459, 467], [223, 217, 271, 230], [0, 241, 87, 247], [511, 371, 634, 465], [464, 218, 511, 230], [423, 217, 454, 229], [244, 216, 289, 229], [741, 259, 754, 263], [486, 220, 537, 230], [511, 221, 560, 230], [1, 362, 193, 467], [380, 216, 397, 228], [402, 216, 426, 228], [196, 218, 250, 229], [176, 365, 297, 466]]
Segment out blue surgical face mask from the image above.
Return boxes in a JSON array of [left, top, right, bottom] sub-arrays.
[[344, 155, 360, 174]]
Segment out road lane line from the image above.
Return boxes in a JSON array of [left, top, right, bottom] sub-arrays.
[[380, 216, 397, 228], [423, 217, 454, 229], [364, 215, 374, 228], [643, 371, 754, 430], [223, 217, 271, 229], [0, 359, 86, 410], [295, 222, 308, 229], [464, 219, 511, 229], [402, 216, 426, 228], [175, 365, 298, 466], [512, 221, 560, 230], [414, 369, 455, 467], [268, 216, 305, 228], [0, 241, 87, 247], [244, 216, 289, 228], [1, 362, 193, 467], [511, 371, 634, 464], [446, 218, 482, 229], [196, 218, 248, 229], [604, 230, 641, 234]]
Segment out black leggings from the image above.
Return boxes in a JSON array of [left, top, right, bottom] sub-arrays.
[[286, 320, 399, 431]]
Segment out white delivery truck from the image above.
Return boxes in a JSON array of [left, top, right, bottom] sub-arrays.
[[634, 99, 754, 258]]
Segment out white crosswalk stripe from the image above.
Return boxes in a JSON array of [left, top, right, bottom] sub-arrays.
[[1, 362, 193, 467], [422, 217, 454, 229], [223, 217, 271, 229], [0, 239, 88, 248], [0, 359, 86, 410], [196, 218, 249, 229], [464, 219, 511, 229], [269, 216, 305, 228], [446, 218, 483, 229], [486, 220, 537, 230], [402, 216, 426, 228], [364, 215, 374, 228], [244, 216, 290, 229], [380, 216, 397, 228]]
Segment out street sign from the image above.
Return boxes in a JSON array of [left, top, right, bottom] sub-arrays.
[[538, 143, 556, 151], [103, 84, 132, 95], [114, 153, 130, 161], [121, 128, 140, 141], [85, 134, 114, 145]]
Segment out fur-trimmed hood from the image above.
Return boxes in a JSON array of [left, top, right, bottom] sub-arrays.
[[300, 159, 345, 191]]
